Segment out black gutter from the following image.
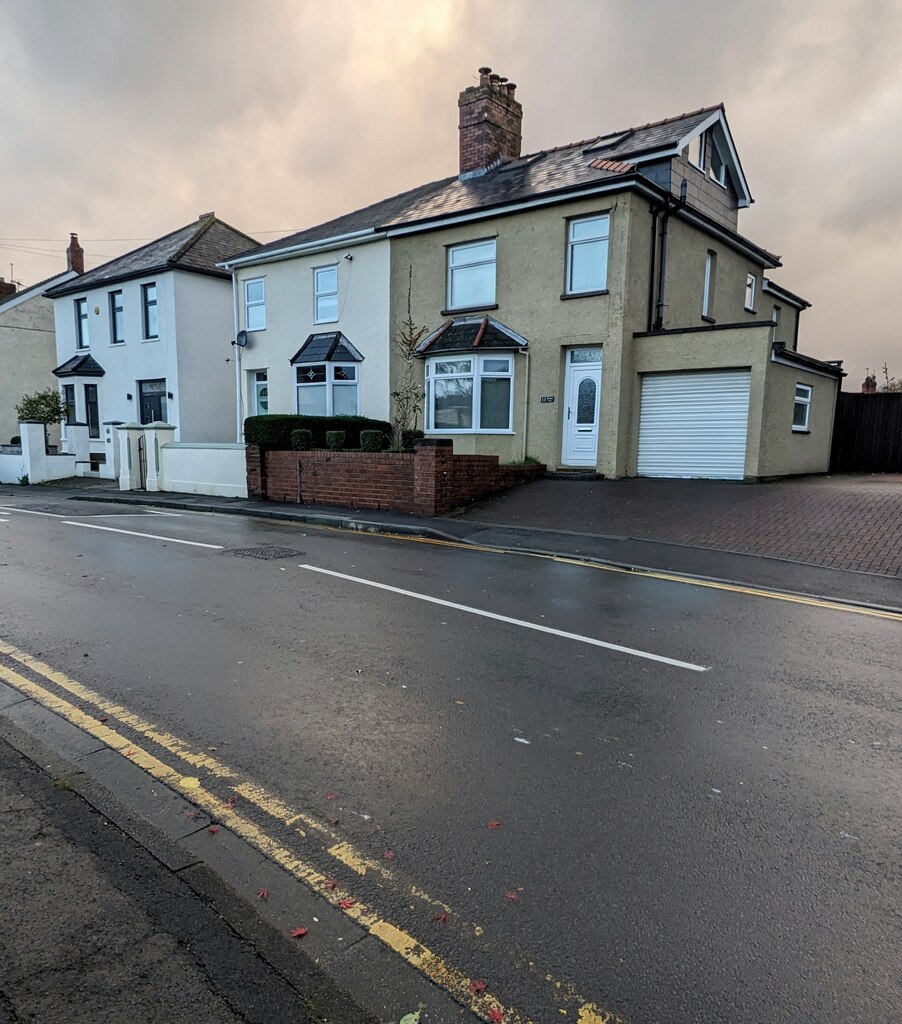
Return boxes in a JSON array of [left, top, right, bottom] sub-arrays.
[[45, 263, 232, 298]]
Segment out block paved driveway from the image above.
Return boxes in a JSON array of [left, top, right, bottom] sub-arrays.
[[455, 474, 902, 577]]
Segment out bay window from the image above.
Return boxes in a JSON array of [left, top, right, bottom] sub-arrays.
[[296, 363, 358, 416], [425, 354, 513, 432]]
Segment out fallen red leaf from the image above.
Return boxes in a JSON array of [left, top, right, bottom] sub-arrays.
[[325, 879, 338, 891], [488, 1009, 504, 1022], [487, 820, 502, 830], [223, 796, 238, 808], [97, 716, 108, 724], [339, 898, 355, 910], [382, 849, 395, 860], [326, 792, 337, 801], [468, 979, 487, 995], [124, 750, 136, 758], [432, 912, 449, 924], [290, 926, 308, 938], [257, 888, 270, 900], [504, 891, 519, 901], [327, 816, 340, 827], [208, 826, 220, 834]]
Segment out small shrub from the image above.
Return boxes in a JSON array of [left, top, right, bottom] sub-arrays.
[[401, 429, 425, 452], [10, 435, 20, 445], [18, 473, 29, 486], [360, 429, 388, 452], [290, 428, 313, 450], [244, 414, 392, 449], [325, 430, 346, 451]]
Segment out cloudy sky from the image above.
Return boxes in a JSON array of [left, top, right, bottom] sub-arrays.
[[2, 0, 899, 387]]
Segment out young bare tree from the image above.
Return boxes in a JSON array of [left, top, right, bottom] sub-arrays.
[[390, 266, 428, 449]]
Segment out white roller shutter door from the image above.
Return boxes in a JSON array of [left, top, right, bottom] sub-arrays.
[[638, 370, 751, 479]]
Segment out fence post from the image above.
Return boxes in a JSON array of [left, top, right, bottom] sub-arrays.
[[117, 423, 144, 490], [18, 421, 47, 483], [142, 422, 176, 491]]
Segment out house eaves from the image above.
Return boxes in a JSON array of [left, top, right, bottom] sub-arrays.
[[763, 278, 811, 309], [677, 206, 780, 268], [0, 270, 77, 312], [771, 342, 844, 379], [219, 228, 382, 270]]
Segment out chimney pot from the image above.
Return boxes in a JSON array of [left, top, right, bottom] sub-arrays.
[[861, 374, 877, 394], [66, 233, 85, 276], [459, 68, 523, 176]]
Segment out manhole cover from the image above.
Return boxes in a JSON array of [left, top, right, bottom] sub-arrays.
[[223, 546, 305, 560]]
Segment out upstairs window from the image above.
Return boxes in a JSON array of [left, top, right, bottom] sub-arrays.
[[296, 362, 357, 415], [566, 215, 610, 295], [745, 273, 757, 312], [690, 133, 706, 170], [447, 240, 496, 311], [793, 383, 812, 431], [425, 354, 513, 433], [314, 266, 338, 323], [710, 140, 727, 186], [75, 298, 89, 349], [142, 283, 158, 338], [245, 278, 266, 331], [702, 251, 717, 319], [109, 290, 124, 344]]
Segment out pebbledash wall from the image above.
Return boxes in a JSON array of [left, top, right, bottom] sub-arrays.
[[246, 440, 544, 517]]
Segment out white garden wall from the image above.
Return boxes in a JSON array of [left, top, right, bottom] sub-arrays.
[[158, 442, 247, 498]]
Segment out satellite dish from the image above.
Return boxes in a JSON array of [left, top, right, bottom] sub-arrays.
[[234, 330, 249, 348]]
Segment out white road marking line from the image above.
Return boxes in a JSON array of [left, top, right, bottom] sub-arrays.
[[61, 521, 223, 549], [0, 506, 65, 518], [68, 513, 171, 519], [144, 509, 184, 516], [300, 564, 710, 672]]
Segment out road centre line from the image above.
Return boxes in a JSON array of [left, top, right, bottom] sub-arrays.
[[61, 520, 223, 549], [299, 564, 710, 672], [0, 652, 622, 1024]]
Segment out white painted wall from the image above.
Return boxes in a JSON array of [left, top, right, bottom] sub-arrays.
[[0, 451, 28, 484], [0, 422, 76, 483], [158, 442, 247, 498], [52, 270, 236, 475], [233, 239, 391, 431]]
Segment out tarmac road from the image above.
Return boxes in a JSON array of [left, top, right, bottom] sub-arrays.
[[0, 492, 899, 1023]]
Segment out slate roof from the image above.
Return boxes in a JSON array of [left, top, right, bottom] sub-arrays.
[[46, 215, 258, 298], [416, 315, 529, 356], [230, 106, 722, 264], [289, 332, 364, 364], [52, 354, 105, 377]]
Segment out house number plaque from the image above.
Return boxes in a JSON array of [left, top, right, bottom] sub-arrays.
[[540, 396, 555, 403]]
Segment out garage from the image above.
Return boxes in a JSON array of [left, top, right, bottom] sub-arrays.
[[637, 369, 751, 479]]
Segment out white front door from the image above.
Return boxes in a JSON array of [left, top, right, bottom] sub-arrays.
[[562, 348, 602, 466]]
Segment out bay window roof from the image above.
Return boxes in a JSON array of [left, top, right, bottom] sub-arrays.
[[416, 315, 529, 357], [289, 331, 363, 364]]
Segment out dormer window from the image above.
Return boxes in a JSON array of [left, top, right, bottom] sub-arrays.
[[710, 140, 727, 187], [690, 133, 706, 171]]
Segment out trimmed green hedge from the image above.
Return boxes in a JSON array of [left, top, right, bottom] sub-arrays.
[[325, 430, 346, 451], [245, 414, 392, 449], [360, 429, 388, 452], [290, 429, 313, 450]]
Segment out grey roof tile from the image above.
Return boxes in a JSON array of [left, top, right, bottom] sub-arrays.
[[46, 215, 257, 297]]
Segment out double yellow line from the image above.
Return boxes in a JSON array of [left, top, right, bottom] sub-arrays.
[[0, 638, 624, 1024]]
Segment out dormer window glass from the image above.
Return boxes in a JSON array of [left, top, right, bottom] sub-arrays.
[[690, 133, 706, 171], [710, 140, 727, 186]]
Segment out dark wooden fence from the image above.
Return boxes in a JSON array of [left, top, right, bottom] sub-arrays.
[[830, 392, 902, 472]]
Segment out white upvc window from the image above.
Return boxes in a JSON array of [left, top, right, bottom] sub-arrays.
[[792, 383, 812, 431], [253, 369, 269, 414], [702, 251, 716, 318], [745, 273, 757, 312], [75, 297, 89, 348], [447, 240, 496, 311], [566, 214, 610, 294], [296, 362, 357, 416], [313, 266, 338, 323], [710, 140, 727, 186], [425, 354, 513, 433], [690, 132, 706, 170], [245, 278, 266, 331]]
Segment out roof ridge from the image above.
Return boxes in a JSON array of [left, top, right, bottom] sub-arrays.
[[169, 216, 216, 265], [625, 102, 722, 134]]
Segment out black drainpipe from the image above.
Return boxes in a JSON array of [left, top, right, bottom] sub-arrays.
[[653, 179, 688, 332], [646, 203, 660, 334]]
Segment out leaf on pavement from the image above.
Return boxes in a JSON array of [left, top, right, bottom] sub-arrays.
[[468, 979, 487, 995], [339, 898, 355, 910], [325, 878, 338, 891], [327, 816, 340, 827], [223, 796, 238, 808], [97, 716, 108, 724], [383, 849, 395, 860], [432, 912, 449, 924], [290, 926, 308, 938], [124, 750, 136, 758], [504, 891, 519, 901], [207, 825, 220, 834], [399, 1013, 421, 1024], [257, 888, 270, 900], [487, 820, 502, 830], [326, 792, 337, 800], [487, 1008, 504, 1022]]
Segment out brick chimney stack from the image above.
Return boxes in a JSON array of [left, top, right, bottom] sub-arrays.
[[458, 67, 522, 177], [66, 233, 85, 275], [861, 374, 877, 394], [0, 277, 15, 301]]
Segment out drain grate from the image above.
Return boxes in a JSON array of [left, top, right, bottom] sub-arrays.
[[222, 546, 305, 560]]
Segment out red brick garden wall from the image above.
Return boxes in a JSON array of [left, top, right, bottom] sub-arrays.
[[246, 441, 543, 517]]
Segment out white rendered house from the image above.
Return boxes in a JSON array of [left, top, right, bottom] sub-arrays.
[[46, 213, 256, 476]]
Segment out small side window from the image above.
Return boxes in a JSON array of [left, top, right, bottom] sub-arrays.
[[744, 273, 757, 312], [792, 383, 812, 431]]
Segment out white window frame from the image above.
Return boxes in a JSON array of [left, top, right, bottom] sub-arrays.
[[745, 273, 757, 312], [295, 362, 358, 416], [689, 132, 706, 171], [446, 239, 496, 311], [710, 139, 727, 187], [313, 266, 339, 324], [75, 297, 89, 349], [253, 369, 269, 415], [425, 353, 514, 434], [565, 214, 610, 295], [245, 278, 266, 332], [792, 383, 812, 432], [702, 251, 716, 318]]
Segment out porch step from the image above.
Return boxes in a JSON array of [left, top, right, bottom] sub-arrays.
[[544, 469, 604, 481]]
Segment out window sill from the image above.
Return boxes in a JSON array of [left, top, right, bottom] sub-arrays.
[[711, 177, 728, 191], [109, 342, 125, 346], [701, 315, 716, 324], [246, 326, 266, 333], [313, 319, 339, 326], [426, 429, 515, 436], [142, 337, 160, 342], [744, 308, 756, 315], [560, 289, 608, 301], [440, 304, 499, 317], [791, 427, 810, 434]]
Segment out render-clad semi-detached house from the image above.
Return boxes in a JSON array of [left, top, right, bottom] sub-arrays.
[[223, 69, 843, 481], [45, 214, 257, 477], [0, 265, 79, 447]]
